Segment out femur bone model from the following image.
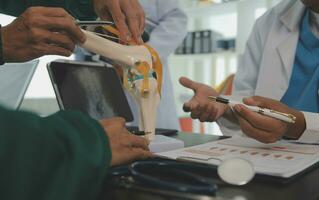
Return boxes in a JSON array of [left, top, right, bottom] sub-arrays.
[[81, 27, 163, 141]]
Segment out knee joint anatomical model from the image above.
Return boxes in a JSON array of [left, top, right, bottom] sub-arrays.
[[81, 26, 163, 141]]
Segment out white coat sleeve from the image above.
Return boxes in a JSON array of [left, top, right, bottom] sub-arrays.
[[232, 19, 265, 97], [218, 18, 265, 136], [147, 0, 188, 59], [297, 112, 319, 142]]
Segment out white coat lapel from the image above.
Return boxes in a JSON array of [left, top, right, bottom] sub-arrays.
[[256, 1, 305, 100], [276, 32, 299, 81], [277, 0, 305, 79]]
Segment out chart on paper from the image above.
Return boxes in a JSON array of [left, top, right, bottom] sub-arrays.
[[157, 137, 319, 178]]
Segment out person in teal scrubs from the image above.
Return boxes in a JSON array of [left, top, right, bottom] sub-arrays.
[[0, 1, 152, 200]]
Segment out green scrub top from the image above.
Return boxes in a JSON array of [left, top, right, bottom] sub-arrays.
[[0, 107, 111, 200], [0, 0, 97, 20]]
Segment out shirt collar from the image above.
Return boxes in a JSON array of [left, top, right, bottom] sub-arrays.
[[280, 0, 306, 32], [300, 10, 319, 49]]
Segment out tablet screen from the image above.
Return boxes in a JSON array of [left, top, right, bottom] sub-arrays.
[[47, 61, 133, 121]]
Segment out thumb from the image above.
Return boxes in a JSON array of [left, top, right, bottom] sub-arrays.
[[179, 77, 199, 91], [243, 96, 272, 108], [243, 97, 259, 106], [183, 101, 192, 112]]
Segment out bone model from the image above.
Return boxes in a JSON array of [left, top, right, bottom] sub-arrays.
[[81, 29, 163, 141]]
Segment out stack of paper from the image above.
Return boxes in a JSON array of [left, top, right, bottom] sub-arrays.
[[157, 137, 319, 178], [149, 135, 185, 153]]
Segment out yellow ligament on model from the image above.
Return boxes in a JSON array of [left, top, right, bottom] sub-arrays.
[[102, 25, 163, 96]]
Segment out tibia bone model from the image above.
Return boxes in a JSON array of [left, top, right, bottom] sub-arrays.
[[81, 29, 163, 141]]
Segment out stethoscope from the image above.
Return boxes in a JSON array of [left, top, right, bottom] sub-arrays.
[[108, 158, 255, 195]]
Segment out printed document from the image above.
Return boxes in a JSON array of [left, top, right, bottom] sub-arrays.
[[157, 137, 319, 178]]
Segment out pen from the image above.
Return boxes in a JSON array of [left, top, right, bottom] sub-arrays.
[[76, 20, 114, 26], [208, 96, 296, 124], [130, 130, 146, 136]]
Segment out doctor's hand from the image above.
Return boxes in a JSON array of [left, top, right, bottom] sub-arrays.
[[99, 117, 153, 167], [93, 0, 145, 44], [234, 96, 306, 143], [1, 7, 86, 62], [179, 77, 229, 122]]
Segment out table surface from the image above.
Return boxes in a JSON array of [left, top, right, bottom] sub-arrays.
[[100, 132, 319, 200]]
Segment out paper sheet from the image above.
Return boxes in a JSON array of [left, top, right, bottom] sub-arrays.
[[157, 137, 319, 178]]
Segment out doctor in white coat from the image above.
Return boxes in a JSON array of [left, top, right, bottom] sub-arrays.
[[126, 0, 188, 130], [180, 0, 319, 143]]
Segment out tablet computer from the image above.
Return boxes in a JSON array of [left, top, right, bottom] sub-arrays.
[[47, 60, 133, 121], [47, 59, 177, 136]]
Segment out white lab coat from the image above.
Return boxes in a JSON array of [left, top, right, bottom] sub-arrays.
[[219, 0, 319, 142], [126, 0, 188, 130]]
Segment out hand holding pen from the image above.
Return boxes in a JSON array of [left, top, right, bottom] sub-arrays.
[[179, 77, 306, 143], [208, 96, 296, 124], [219, 96, 306, 143]]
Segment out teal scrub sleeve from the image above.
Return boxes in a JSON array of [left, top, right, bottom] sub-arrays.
[[0, 107, 111, 200]]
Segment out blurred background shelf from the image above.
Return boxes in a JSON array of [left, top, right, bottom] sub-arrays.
[[182, 0, 238, 17], [172, 51, 237, 60]]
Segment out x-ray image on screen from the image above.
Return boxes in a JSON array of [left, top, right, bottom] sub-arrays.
[[48, 61, 133, 121]]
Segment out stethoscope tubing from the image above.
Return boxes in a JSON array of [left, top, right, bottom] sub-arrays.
[[129, 161, 218, 195]]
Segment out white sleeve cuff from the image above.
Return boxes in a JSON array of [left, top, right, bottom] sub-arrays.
[[297, 112, 319, 142]]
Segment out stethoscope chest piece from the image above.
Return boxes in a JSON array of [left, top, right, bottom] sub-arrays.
[[217, 158, 255, 186]]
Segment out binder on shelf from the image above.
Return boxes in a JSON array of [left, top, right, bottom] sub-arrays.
[[184, 32, 193, 54], [201, 30, 212, 54], [192, 31, 202, 54]]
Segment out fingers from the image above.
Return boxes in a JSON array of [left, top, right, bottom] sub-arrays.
[[100, 117, 148, 151], [109, 0, 145, 43], [234, 104, 287, 143], [137, 4, 145, 37], [183, 98, 199, 112], [234, 105, 281, 130], [100, 117, 126, 127], [199, 106, 211, 122], [108, 0, 132, 42], [206, 104, 219, 122], [42, 17, 86, 43], [42, 44, 73, 57], [179, 77, 199, 91], [126, 0, 145, 43], [243, 96, 276, 109], [24, 7, 86, 43], [34, 7, 70, 17], [46, 32, 76, 52], [126, 134, 149, 151], [183, 102, 192, 112], [129, 148, 154, 161], [243, 97, 259, 106], [26, 28, 74, 56], [236, 115, 277, 143]]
